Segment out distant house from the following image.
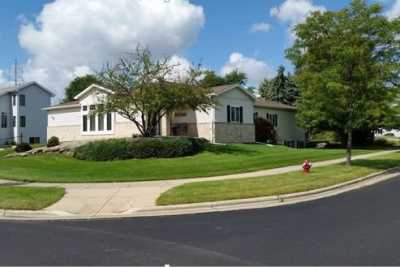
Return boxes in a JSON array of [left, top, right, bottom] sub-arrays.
[[0, 82, 54, 145], [45, 84, 305, 144]]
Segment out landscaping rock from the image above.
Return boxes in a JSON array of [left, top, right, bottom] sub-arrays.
[[5, 142, 83, 158], [316, 142, 328, 149]]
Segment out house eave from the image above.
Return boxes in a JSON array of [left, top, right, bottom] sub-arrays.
[[43, 104, 80, 111]]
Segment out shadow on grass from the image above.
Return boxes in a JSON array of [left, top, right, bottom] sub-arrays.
[[204, 144, 259, 155], [351, 158, 400, 171]]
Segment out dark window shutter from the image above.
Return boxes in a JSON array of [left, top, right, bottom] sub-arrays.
[[239, 107, 243, 123], [227, 105, 231, 123]]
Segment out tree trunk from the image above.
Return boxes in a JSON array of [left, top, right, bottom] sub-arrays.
[[346, 129, 352, 166]]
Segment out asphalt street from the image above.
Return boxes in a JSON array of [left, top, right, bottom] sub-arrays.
[[1, 175, 400, 265]]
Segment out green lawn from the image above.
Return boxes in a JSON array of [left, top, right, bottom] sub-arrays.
[[157, 152, 400, 205], [0, 186, 65, 210], [0, 148, 13, 158], [0, 144, 381, 183]]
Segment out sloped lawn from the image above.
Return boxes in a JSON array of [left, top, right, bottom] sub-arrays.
[[0, 148, 13, 158], [157, 152, 400, 205], [0, 144, 381, 183]]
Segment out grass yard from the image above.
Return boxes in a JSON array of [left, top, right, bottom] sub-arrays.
[[0, 144, 382, 183], [0, 148, 13, 158], [0, 186, 65, 210], [157, 152, 400, 205]]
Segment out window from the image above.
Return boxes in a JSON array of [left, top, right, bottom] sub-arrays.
[[106, 113, 112, 131], [12, 95, 16, 106], [82, 104, 112, 133], [89, 115, 96, 131], [1, 113, 7, 128], [174, 111, 187, 117], [29, 137, 40, 144], [12, 116, 15, 127], [19, 95, 26, 106], [82, 115, 88, 132], [266, 113, 278, 127], [98, 114, 104, 131], [20, 116, 26, 127], [227, 105, 243, 123], [253, 112, 258, 122]]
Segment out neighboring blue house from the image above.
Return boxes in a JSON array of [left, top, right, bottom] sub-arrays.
[[0, 82, 54, 145]]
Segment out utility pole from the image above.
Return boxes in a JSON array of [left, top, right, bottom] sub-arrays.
[[9, 59, 24, 86]]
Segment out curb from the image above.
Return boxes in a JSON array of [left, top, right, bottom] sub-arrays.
[[1, 167, 399, 221]]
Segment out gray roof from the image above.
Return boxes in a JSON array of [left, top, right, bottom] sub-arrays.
[[209, 84, 240, 95], [209, 84, 256, 100], [43, 100, 80, 111], [0, 81, 55, 97], [255, 98, 297, 111]]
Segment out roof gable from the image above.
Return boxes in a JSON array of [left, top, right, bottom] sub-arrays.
[[74, 84, 113, 100], [209, 84, 255, 102], [0, 81, 55, 97]]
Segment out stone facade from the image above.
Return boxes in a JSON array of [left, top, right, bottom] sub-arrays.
[[213, 122, 255, 143], [171, 122, 213, 141], [47, 121, 139, 142]]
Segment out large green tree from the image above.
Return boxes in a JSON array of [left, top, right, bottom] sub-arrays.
[[224, 70, 248, 86], [199, 71, 226, 88], [64, 74, 102, 102], [259, 66, 299, 105], [286, 0, 400, 165], [199, 70, 248, 88], [98, 48, 214, 137]]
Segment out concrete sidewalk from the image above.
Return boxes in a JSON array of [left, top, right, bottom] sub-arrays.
[[2, 150, 398, 220]]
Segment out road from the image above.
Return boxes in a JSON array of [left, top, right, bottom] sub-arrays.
[[1, 175, 400, 265]]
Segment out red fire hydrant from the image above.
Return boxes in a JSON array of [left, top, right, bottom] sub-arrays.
[[303, 160, 312, 174]]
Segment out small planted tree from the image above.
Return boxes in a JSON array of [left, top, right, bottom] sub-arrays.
[[286, 0, 400, 165], [98, 47, 215, 137]]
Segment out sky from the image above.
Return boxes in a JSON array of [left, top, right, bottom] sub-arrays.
[[0, 0, 399, 101]]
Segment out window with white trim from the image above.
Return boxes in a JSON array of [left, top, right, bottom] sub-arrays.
[[81, 104, 113, 133]]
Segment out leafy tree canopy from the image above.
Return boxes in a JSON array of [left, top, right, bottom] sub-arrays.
[[64, 74, 102, 102], [199, 69, 248, 88], [259, 65, 299, 105], [98, 47, 215, 137], [286, 0, 400, 164]]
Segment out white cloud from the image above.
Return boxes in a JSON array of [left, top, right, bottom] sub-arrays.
[[250, 22, 272, 33], [220, 52, 274, 86], [270, 0, 325, 39], [18, 0, 205, 100], [0, 70, 6, 84], [166, 55, 193, 81], [0, 70, 11, 86], [386, 0, 400, 20]]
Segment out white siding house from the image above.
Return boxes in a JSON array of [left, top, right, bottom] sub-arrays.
[[45, 84, 306, 144], [0, 82, 54, 145]]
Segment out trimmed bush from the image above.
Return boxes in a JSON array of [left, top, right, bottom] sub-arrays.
[[4, 140, 16, 146], [15, 143, 32, 153], [47, 136, 60, 147], [73, 137, 209, 161]]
